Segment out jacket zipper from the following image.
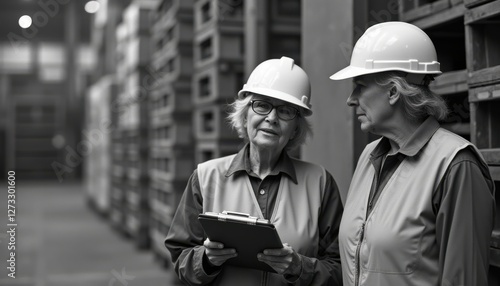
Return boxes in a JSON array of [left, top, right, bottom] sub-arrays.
[[261, 271, 268, 286], [354, 222, 365, 286]]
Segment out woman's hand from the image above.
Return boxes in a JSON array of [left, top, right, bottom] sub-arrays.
[[203, 238, 237, 266], [257, 243, 302, 276]]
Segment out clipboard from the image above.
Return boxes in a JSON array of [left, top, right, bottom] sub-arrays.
[[198, 211, 283, 273]]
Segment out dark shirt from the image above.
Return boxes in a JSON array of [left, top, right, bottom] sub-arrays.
[[226, 144, 298, 219]]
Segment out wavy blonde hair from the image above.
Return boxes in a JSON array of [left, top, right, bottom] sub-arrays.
[[376, 72, 449, 122]]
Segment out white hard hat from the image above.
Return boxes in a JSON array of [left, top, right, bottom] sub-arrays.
[[330, 21, 441, 80], [238, 56, 312, 116]]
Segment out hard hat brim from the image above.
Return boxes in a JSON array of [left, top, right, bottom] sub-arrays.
[[330, 65, 442, 80]]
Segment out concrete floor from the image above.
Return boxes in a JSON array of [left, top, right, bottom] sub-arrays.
[[0, 181, 180, 286]]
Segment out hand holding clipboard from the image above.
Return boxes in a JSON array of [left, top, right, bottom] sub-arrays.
[[198, 211, 284, 273], [203, 237, 238, 267]]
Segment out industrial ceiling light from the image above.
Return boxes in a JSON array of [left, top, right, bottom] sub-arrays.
[[18, 15, 32, 29], [85, 1, 100, 14]]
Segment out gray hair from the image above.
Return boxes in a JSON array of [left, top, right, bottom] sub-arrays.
[[227, 93, 313, 151], [376, 72, 449, 122]]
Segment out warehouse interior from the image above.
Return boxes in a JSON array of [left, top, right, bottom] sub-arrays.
[[0, 0, 499, 285]]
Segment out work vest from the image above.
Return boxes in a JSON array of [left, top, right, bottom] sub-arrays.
[[197, 154, 327, 286], [339, 128, 489, 286]]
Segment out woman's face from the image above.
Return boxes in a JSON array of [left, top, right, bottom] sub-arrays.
[[346, 74, 394, 135], [246, 95, 299, 153]]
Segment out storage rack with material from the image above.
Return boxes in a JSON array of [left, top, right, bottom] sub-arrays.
[[399, 0, 471, 139], [84, 76, 116, 217], [192, 0, 244, 164], [464, 1, 500, 283], [109, 20, 130, 234], [148, 0, 195, 267], [117, 1, 157, 249]]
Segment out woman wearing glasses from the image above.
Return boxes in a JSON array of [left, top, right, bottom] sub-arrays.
[[165, 57, 343, 285]]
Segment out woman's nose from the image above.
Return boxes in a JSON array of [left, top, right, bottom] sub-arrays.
[[347, 91, 358, 107], [265, 108, 278, 123]]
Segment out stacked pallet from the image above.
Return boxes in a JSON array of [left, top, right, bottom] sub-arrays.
[[148, 0, 195, 266], [113, 0, 159, 248], [109, 20, 128, 235], [84, 75, 116, 216], [192, 0, 244, 163]]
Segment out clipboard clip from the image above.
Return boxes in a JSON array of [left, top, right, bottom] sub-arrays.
[[213, 211, 270, 225]]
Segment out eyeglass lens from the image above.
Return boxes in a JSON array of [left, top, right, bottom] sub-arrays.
[[252, 100, 297, 120]]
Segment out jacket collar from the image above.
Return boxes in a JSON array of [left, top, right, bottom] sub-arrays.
[[372, 116, 441, 158], [226, 143, 298, 184]]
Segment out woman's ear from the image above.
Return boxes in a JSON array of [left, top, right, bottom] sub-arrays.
[[388, 87, 400, 106]]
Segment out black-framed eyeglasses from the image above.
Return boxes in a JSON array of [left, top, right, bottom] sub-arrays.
[[250, 100, 299, 121]]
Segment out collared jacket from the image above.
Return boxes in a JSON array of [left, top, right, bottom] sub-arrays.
[[165, 147, 343, 286], [339, 118, 495, 286]]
